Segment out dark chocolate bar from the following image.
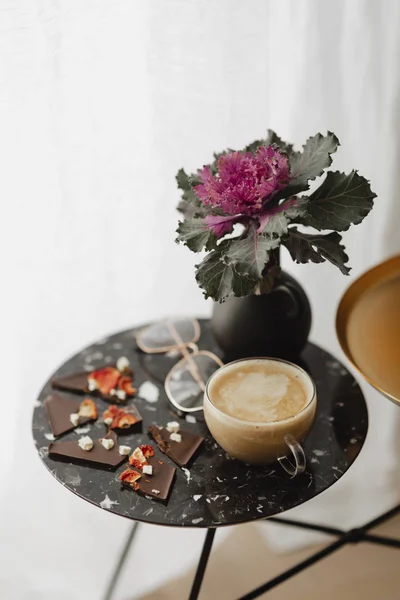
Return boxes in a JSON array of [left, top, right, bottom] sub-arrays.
[[48, 431, 126, 469], [52, 372, 89, 395], [120, 455, 176, 501], [52, 367, 135, 403], [44, 393, 92, 437], [148, 425, 204, 467]]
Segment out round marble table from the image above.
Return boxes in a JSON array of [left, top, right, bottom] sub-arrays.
[[32, 320, 368, 529]]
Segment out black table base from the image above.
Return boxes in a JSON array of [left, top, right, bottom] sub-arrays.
[[103, 503, 400, 600]]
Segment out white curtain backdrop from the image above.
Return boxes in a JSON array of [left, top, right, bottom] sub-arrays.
[[4, 1, 400, 598]]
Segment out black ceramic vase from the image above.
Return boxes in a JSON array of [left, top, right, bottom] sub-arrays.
[[211, 271, 312, 361]]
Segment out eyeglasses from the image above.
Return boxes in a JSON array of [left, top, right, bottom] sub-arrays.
[[136, 318, 223, 413]]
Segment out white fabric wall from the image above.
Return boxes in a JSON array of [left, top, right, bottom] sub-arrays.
[[3, 1, 400, 598]]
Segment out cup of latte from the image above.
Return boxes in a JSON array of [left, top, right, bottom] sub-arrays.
[[204, 358, 317, 476]]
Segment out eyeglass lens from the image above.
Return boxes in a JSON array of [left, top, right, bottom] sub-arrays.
[[166, 353, 221, 411]]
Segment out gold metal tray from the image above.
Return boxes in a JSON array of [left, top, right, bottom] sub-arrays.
[[336, 254, 400, 405]]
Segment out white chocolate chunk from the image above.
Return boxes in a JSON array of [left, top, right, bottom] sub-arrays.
[[166, 421, 180, 433], [78, 436, 93, 451], [116, 356, 130, 372], [87, 378, 98, 391], [119, 445, 132, 456], [101, 438, 115, 450], [170, 432, 182, 443], [142, 465, 153, 475], [69, 413, 79, 427]]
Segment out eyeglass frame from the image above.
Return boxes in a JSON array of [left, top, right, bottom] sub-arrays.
[[136, 318, 223, 413]]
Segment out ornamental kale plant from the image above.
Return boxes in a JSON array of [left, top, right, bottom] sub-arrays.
[[176, 131, 376, 302]]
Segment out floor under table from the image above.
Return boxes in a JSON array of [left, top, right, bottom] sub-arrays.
[[137, 513, 400, 600]]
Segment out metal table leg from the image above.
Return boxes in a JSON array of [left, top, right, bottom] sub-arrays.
[[237, 537, 348, 600], [103, 521, 140, 600], [237, 505, 400, 599], [268, 516, 343, 537], [102, 504, 400, 600], [188, 528, 216, 600], [364, 533, 400, 549]]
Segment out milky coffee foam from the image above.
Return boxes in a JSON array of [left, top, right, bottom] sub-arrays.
[[208, 359, 311, 423]]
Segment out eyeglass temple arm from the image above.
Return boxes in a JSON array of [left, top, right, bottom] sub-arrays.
[[166, 321, 206, 392]]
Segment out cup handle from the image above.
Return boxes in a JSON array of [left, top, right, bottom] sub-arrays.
[[277, 433, 306, 477]]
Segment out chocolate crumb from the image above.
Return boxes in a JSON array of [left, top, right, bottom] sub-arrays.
[[148, 425, 169, 452]]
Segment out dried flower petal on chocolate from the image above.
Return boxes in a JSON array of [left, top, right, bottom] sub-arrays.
[[113, 414, 137, 429], [129, 447, 147, 469], [118, 376, 136, 396], [129, 459, 145, 470], [78, 398, 98, 420], [119, 468, 141, 490], [88, 367, 121, 395], [140, 445, 155, 458], [103, 405, 139, 430], [103, 405, 120, 423]]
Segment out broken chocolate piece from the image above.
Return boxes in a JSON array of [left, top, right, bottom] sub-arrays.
[[148, 425, 204, 467], [52, 372, 89, 395], [138, 456, 175, 500], [120, 455, 176, 501], [48, 431, 126, 469], [44, 394, 93, 437], [52, 367, 136, 402]]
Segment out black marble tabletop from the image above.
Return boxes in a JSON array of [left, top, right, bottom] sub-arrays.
[[32, 320, 368, 528]]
